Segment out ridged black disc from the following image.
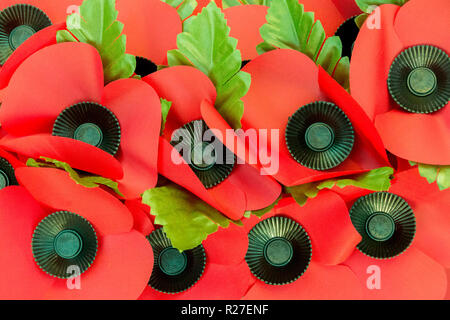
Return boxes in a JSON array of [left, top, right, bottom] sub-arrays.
[[334, 16, 359, 60], [135, 56, 157, 77], [53, 102, 121, 156], [147, 229, 206, 294], [388, 45, 450, 113], [170, 120, 236, 189], [285, 101, 354, 171], [0, 4, 52, 64], [245, 216, 312, 285], [0, 157, 18, 190], [32, 211, 98, 279], [350, 192, 416, 259]]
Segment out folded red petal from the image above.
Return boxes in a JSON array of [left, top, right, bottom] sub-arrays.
[[45, 230, 153, 300], [331, 0, 361, 18], [296, 0, 345, 35], [125, 200, 155, 236], [0, 43, 103, 135], [103, 78, 160, 199], [15, 167, 133, 236]]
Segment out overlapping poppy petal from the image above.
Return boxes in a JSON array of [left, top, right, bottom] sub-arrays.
[[206, 48, 389, 188], [350, 0, 450, 164], [143, 65, 281, 220], [0, 167, 153, 299], [0, 42, 162, 199]]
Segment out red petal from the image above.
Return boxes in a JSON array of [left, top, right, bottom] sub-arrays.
[[0, 42, 103, 135], [45, 230, 153, 300], [125, 200, 155, 236], [117, 0, 181, 65], [243, 262, 364, 300], [16, 167, 133, 236], [0, 147, 24, 168], [394, 0, 450, 50], [223, 5, 268, 61], [103, 79, 160, 199], [349, 5, 404, 120], [193, 0, 222, 15], [343, 247, 447, 299], [295, 0, 345, 35], [0, 23, 65, 89], [0, 186, 53, 299], [0, 134, 123, 180], [331, 0, 361, 18]]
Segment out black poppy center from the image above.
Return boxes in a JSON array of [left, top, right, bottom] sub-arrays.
[[9, 25, 35, 50], [407, 67, 437, 97], [158, 248, 188, 276], [190, 142, 217, 171], [304, 122, 335, 152], [74, 123, 104, 147], [0, 157, 18, 190], [263, 237, 294, 267], [135, 57, 158, 77], [0, 170, 10, 189], [53, 230, 83, 259], [365, 212, 395, 242]]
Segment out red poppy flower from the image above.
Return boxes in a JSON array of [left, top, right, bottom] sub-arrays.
[[0, 42, 161, 199], [335, 167, 450, 299], [0, 166, 153, 299], [242, 192, 364, 299], [139, 222, 253, 300], [143, 65, 281, 220], [203, 48, 390, 188], [350, 0, 450, 165]]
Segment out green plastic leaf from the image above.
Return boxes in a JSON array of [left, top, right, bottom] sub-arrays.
[[160, 98, 172, 134], [160, 0, 198, 20], [167, 1, 250, 129], [286, 167, 394, 206], [57, 0, 136, 84], [409, 161, 450, 191], [27, 157, 124, 197], [355, 0, 409, 13], [250, 196, 282, 218], [258, 0, 349, 89], [222, 0, 272, 8], [354, 13, 369, 28], [142, 184, 234, 251]]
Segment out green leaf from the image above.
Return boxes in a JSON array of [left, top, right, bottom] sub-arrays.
[[160, 98, 172, 134], [167, 1, 250, 129], [57, 0, 136, 84], [160, 0, 198, 20], [142, 184, 234, 251], [26, 157, 124, 197], [250, 196, 282, 218], [354, 13, 369, 29], [286, 167, 394, 206], [410, 162, 450, 191], [222, 0, 272, 8], [355, 0, 409, 13], [258, 0, 349, 89]]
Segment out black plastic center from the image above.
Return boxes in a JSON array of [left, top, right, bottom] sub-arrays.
[[158, 247, 188, 276]]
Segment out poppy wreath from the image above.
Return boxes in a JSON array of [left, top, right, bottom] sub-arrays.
[[0, 0, 448, 300]]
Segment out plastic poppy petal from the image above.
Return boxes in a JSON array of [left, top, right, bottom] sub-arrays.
[[394, 0, 450, 50], [0, 186, 53, 299], [223, 5, 268, 61], [0, 23, 65, 89], [375, 108, 450, 164], [103, 78, 160, 199], [343, 247, 447, 299], [349, 4, 404, 120], [331, 0, 361, 18], [193, 0, 222, 15], [45, 230, 153, 300], [295, 0, 345, 35], [125, 200, 155, 236], [15, 167, 133, 236], [0, 134, 123, 180], [143, 65, 217, 140], [243, 262, 363, 300], [0, 42, 103, 135], [117, 0, 181, 65]]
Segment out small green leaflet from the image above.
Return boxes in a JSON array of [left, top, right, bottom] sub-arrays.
[[222, 0, 272, 9], [250, 196, 282, 218], [160, 98, 172, 134], [27, 157, 124, 197], [409, 161, 450, 191], [142, 184, 236, 251], [167, 1, 251, 129], [56, 0, 136, 84], [257, 0, 350, 89], [355, 0, 409, 13], [160, 0, 198, 20], [285, 167, 394, 206]]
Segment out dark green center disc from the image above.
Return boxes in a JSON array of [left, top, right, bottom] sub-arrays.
[[8, 25, 35, 50], [158, 248, 188, 276], [304, 122, 335, 152], [191, 142, 216, 171], [0, 170, 10, 189], [365, 213, 395, 242], [407, 67, 437, 97], [53, 230, 83, 259], [0, 157, 18, 190], [74, 123, 104, 147], [263, 237, 293, 267]]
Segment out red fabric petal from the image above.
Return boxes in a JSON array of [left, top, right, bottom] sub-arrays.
[[103, 79, 160, 199], [243, 262, 364, 300], [45, 230, 153, 300], [193, 0, 222, 15], [125, 200, 155, 236], [16, 167, 133, 236], [0, 134, 123, 180], [331, 0, 361, 18], [0, 186, 53, 299], [0, 42, 103, 135], [343, 247, 447, 299], [0, 147, 24, 168], [446, 269, 450, 300], [223, 5, 268, 61], [349, 4, 404, 121], [298, 0, 345, 35], [0, 23, 65, 89], [117, 0, 181, 65]]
